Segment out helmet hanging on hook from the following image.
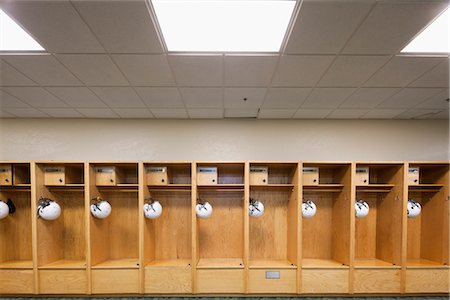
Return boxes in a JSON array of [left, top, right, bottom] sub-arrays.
[[196, 199, 212, 219], [143, 198, 163, 219], [90, 196, 112, 219], [249, 198, 264, 218], [37, 197, 61, 221]]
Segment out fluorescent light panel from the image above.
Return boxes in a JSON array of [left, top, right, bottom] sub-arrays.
[[151, 0, 296, 52], [0, 8, 44, 51], [401, 6, 449, 53]]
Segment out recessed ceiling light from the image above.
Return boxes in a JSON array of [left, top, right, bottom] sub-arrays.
[[0, 8, 44, 51], [401, 6, 449, 54], [151, 0, 296, 52]]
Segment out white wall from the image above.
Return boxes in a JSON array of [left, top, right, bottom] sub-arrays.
[[0, 119, 448, 161]]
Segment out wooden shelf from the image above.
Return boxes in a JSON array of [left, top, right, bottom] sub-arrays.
[[406, 259, 448, 268], [146, 259, 191, 267], [0, 259, 33, 269], [38, 259, 86, 269], [46, 184, 85, 192], [92, 258, 139, 269], [147, 184, 192, 193], [97, 184, 139, 192], [197, 184, 244, 192], [250, 184, 295, 190], [356, 184, 394, 193], [408, 184, 444, 192], [354, 258, 400, 269], [249, 259, 296, 269], [303, 184, 344, 192], [302, 258, 348, 269], [197, 258, 244, 269]]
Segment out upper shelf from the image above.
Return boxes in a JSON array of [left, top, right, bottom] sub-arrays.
[[303, 184, 344, 192], [356, 184, 395, 193], [249, 259, 296, 269], [197, 258, 244, 269], [408, 184, 444, 193]]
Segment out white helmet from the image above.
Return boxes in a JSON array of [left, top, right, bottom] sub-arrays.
[[144, 200, 163, 219], [407, 199, 421, 218], [355, 200, 369, 218], [302, 200, 317, 218], [90, 196, 111, 219], [249, 199, 264, 218], [196, 201, 212, 219], [37, 198, 61, 221], [0, 200, 9, 219]]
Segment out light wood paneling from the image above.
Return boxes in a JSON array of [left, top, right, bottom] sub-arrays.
[[91, 269, 139, 294], [38, 269, 87, 294], [144, 266, 192, 293], [0, 269, 34, 294], [248, 269, 296, 294], [196, 269, 244, 293], [353, 269, 401, 293], [302, 269, 349, 294], [405, 269, 449, 293]]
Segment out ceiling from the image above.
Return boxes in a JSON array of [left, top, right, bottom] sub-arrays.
[[0, 0, 448, 120]]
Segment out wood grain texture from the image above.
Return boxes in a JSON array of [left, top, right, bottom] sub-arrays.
[[38, 269, 87, 294], [0, 191, 32, 263], [353, 269, 401, 293], [198, 192, 243, 260], [144, 266, 192, 293], [248, 269, 296, 294], [196, 269, 244, 293], [0, 269, 34, 294], [405, 268, 449, 293], [91, 269, 139, 294], [301, 269, 349, 293]]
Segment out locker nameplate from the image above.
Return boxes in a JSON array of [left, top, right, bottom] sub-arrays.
[[96, 168, 114, 173], [408, 167, 419, 174], [45, 168, 63, 173], [265, 271, 280, 279], [0, 168, 9, 172], [198, 167, 217, 173], [356, 168, 369, 173], [250, 167, 268, 173], [146, 167, 166, 173], [303, 167, 318, 173]]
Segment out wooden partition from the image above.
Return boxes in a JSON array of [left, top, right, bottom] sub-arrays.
[[0, 160, 448, 296]]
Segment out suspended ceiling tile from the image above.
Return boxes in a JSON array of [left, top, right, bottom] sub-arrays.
[[77, 108, 119, 118], [263, 87, 311, 108], [1, 54, 82, 86], [285, 0, 374, 54], [301, 87, 356, 109], [187, 108, 223, 119], [224, 88, 267, 108], [168, 55, 223, 86], [72, 0, 163, 53], [151, 108, 188, 118], [224, 108, 258, 118], [2, 87, 68, 108], [293, 109, 332, 119], [394, 109, 442, 119], [364, 56, 444, 87], [409, 59, 450, 88], [318, 55, 390, 87], [134, 87, 183, 108], [258, 109, 295, 119], [113, 108, 154, 118], [112, 54, 175, 86], [377, 88, 443, 109], [3, 107, 49, 118], [224, 55, 278, 86], [46, 87, 107, 108], [340, 87, 401, 109], [0, 60, 36, 86], [416, 89, 449, 109], [90, 87, 146, 108], [56, 54, 129, 86], [342, 1, 449, 54], [272, 55, 335, 87], [39, 108, 84, 118], [0, 0, 105, 53], [326, 109, 368, 119], [0, 90, 29, 108], [180, 87, 223, 108], [361, 109, 406, 119]]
